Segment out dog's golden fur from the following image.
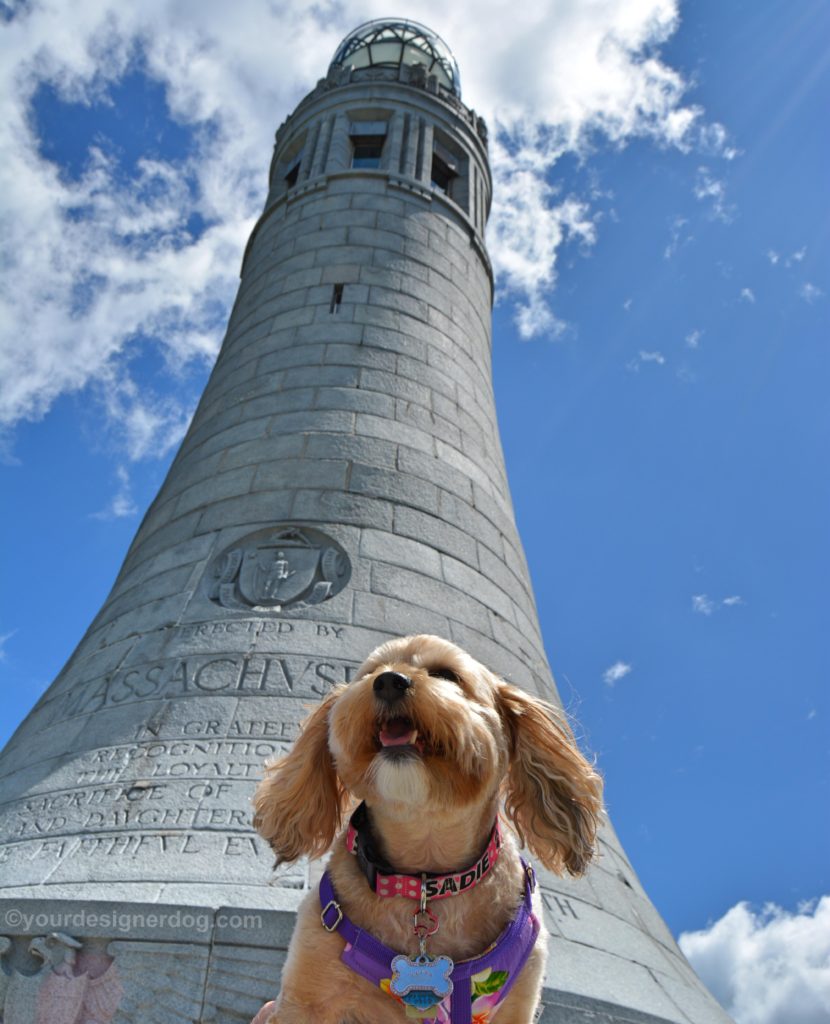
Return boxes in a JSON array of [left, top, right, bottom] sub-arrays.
[[253, 634, 603, 1024]]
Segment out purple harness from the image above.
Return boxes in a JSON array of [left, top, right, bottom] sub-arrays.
[[319, 864, 540, 1024]]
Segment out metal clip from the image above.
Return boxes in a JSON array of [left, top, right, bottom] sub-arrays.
[[525, 863, 536, 893], [412, 873, 439, 957], [412, 906, 439, 939], [321, 900, 343, 932]]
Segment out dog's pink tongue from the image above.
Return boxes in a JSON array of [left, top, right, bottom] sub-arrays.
[[379, 720, 418, 747]]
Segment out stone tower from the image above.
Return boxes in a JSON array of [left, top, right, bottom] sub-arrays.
[[0, 20, 731, 1024]]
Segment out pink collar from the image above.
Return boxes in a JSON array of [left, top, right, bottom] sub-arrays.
[[345, 802, 502, 900]]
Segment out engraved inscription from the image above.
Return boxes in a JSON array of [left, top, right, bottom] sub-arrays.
[[17, 831, 264, 860], [206, 525, 350, 610], [174, 619, 347, 641], [0, 616, 359, 888], [38, 655, 356, 725], [540, 890, 580, 920], [74, 737, 284, 784], [9, 802, 252, 839], [0, 709, 306, 846]]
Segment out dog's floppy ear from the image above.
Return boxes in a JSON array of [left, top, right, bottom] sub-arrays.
[[497, 681, 603, 876], [253, 687, 347, 865]]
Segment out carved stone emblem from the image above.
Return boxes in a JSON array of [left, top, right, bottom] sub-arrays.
[[0, 933, 123, 1024], [206, 526, 350, 611]]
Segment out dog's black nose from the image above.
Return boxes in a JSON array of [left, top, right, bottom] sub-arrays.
[[373, 671, 412, 703]]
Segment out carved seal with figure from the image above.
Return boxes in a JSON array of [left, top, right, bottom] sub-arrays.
[[206, 525, 350, 612]]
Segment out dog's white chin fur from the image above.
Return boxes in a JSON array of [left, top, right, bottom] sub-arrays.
[[370, 754, 430, 804]]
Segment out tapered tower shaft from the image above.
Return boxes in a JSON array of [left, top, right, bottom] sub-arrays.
[[0, 20, 731, 1024]]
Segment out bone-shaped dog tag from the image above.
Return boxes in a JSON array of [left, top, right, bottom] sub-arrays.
[[390, 954, 454, 1013]]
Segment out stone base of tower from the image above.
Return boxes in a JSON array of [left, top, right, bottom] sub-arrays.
[[0, 901, 723, 1024], [0, 856, 731, 1024], [0, 894, 290, 1023], [0, 897, 720, 1024]]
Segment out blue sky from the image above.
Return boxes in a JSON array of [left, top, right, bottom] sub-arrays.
[[1, 3, 828, 1020]]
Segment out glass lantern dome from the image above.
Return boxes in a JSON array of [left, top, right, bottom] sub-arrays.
[[331, 19, 461, 97]]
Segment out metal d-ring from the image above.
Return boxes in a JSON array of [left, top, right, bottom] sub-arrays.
[[321, 900, 343, 931]]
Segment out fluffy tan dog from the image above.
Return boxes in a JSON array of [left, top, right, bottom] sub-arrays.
[[253, 634, 603, 1024]]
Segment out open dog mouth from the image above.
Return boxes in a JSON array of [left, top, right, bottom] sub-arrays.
[[378, 717, 425, 754]]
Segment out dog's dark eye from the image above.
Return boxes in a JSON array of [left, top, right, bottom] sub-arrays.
[[429, 667, 460, 684]]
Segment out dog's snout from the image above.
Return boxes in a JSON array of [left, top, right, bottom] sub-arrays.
[[373, 671, 412, 703]]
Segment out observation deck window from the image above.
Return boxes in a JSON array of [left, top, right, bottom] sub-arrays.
[[349, 120, 388, 170], [284, 161, 300, 188], [351, 136, 385, 169]]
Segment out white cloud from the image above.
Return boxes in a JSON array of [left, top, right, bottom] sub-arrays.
[[679, 897, 830, 1024], [664, 214, 693, 259], [640, 350, 666, 364], [0, 0, 713, 444], [692, 594, 715, 615], [788, 247, 807, 265], [0, 1, 327, 449], [766, 249, 780, 265], [603, 661, 632, 686], [685, 328, 703, 349], [491, 169, 593, 339], [693, 593, 744, 615], [675, 364, 698, 384], [799, 282, 823, 303], [628, 349, 666, 371], [698, 121, 739, 160], [0, 630, 17, 662], [694, 166, 733, 222], [97, 372, 195, 461], [92, 464, 137, 520], [740, 288, 756, 304]]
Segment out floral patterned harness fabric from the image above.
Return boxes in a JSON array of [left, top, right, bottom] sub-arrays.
[[319, 865, 540, 1024]]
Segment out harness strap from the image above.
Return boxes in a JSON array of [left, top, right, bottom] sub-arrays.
[[319, 862, 539, 1024], [320, 873, 395, 979]]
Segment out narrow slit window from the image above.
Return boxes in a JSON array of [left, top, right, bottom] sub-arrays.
[[330, 283, 344, 313], [285, 161, 300, 188], [430, 153, 456, 195]]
